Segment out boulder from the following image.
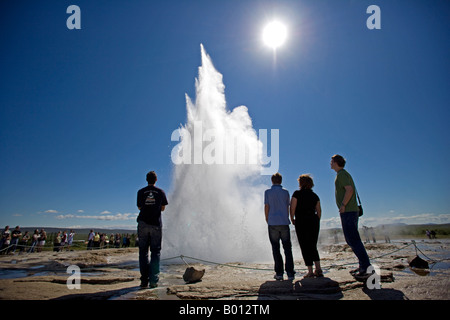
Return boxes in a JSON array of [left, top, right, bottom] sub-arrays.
[[183, 267, 205, 283], [408, 256, 429, 269]]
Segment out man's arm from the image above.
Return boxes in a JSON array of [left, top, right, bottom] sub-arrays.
[[264, 204, 270, 223], [339, 185, 354, 213]]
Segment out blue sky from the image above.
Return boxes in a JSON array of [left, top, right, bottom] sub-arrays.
[[1, 0, 449, 229]]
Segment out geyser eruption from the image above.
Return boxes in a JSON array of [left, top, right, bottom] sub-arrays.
[[163, 45, 271, 263]]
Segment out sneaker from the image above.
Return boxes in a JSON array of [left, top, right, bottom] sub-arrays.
[[140, 281, 148, 288], [314, 269, 324, 278], [274, 274, 283, 281], [349, 268, 359, 275], [353, 271, 371, 282], [149, 282, 158, 288], [287, 275, 295, 281]]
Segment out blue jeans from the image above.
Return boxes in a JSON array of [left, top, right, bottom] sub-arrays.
[[340, 211, 371, 272], [10, 238, 19, 253], [268, 225, 295, 277], [138, 221, 162, 284], [28, 240, 37, 253]]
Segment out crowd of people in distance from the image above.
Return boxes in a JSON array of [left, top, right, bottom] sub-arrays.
[[0, 225, 137, 254], [0, 226, 76, 254], [426, 229, 437, 239], [0, 226, 49, 254], [86, 230, 134, 250]]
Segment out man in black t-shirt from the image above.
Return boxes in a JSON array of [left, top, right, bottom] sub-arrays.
[[136, 170, 168, 288], [10, 226, 22, 254]]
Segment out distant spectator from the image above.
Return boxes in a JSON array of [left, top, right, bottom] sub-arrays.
[[382, 225, 390, 243], [122, 233, 131, 248], [29, 229, 40, 253], [115, 234, 121, 248], [87, 230, 95, 250], [53, 231, 62, 252], [20, 231, 30, 253], [10, 226, 22, 254], [37, 229, 47, 252], [67, 230, 75, 250], [93, 232, 100, 249], [110, 233, 115, 248], [0, 226, 11, 253], [122, 234, 127, 248], [370, 227, 376, 243], [100, 233, 106, 249], [61, 231, 68, 250], [363, 226, 370, 244]]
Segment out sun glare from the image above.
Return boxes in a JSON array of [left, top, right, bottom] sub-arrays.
[[262, 21, 287, 49]]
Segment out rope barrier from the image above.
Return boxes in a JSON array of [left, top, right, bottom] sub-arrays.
[[0, 241, 136, 254], [1, 240, 448, 274], [160, 241, 448, 273]]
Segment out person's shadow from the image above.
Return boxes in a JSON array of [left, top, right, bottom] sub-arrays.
[[362, 286, 408, 300], [51, 286, 139, 300], [258, 277, 343, 300]]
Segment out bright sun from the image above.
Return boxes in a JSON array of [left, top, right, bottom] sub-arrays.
[[262, 21, 288, 49]]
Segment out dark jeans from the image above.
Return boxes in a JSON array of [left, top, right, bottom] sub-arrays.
[[340, 211, 371, 272], [295, 216, 320, 266], [138, 221, 162, 284], [9, 238, 19, 253], [268, 225, 295, 277]]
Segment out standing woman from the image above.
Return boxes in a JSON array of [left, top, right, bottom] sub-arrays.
[[290, 174, 323, 278]]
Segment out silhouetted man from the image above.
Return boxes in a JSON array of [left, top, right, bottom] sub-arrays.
[[331, 155, 370, 279], [137, 171, 168, 288], [264, 172, 295, 281]]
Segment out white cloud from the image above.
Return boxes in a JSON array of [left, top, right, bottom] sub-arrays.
[[45, 209, 59, 213], [56, 214, 75, 219], [100, 210, 111, 214], [55, 212, 138, 221], [77, 210, 84, 213]]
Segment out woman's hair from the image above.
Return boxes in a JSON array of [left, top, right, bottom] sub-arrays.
[[331, 154, 346, 167], [298, 174, 314, 189]]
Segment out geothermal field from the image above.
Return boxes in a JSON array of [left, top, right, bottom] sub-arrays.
[[0, 238, 449, 300]]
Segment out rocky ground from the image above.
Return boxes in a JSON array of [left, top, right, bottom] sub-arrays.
[[0, 240, 449, 300]]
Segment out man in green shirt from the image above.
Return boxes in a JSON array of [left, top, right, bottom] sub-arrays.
[[331, 154, 371, 279]]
